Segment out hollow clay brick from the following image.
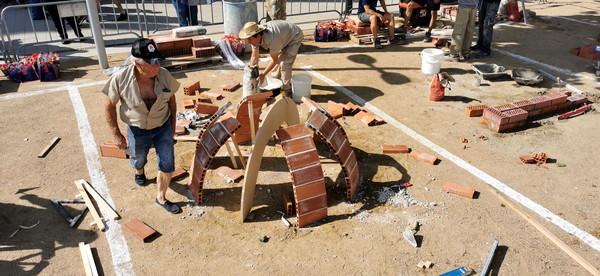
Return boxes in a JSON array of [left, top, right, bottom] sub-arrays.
[[215, 166, 243, 182], [281, 186, 294, 217], [200, 91, 223, 100], [481, 117, 489, 126], [483, 108, 509, 125], [530, 96, 551, 109], [297, 208, 327, 228], [100, 141, 128, 159], [286, 150, 320, 171], [223, 82, 240, 92], [172, 37, 193, 49], [355, 111, 377, 126], [124, 218, 156, 242], [546, 92, 568, 106], [527, 108, 542, 118], [570, 47, 580, 56], [293, 179, 327, 200], [464, 105, 488, 117], [382, 145, 409, 154], [409, 150, 437, 165], [328, 101, 345, 117], [196, 102, 219, 115], [442, 181, 475, 198], [183, 98, 195, 109], [557, 102, 572, 110], [192, 46, 216, 58], [276, 123, 310, 141], [297, 194, 327, 214], [175, 126, 185, 135], [520, 156, 535, 164], [512, 100, 535, 111], [171, 167, 188, 180], [191, 35, 211, 47], [184, 81, 200, 96], [493, 103, 517, 112], [503, 108, 528, 124]]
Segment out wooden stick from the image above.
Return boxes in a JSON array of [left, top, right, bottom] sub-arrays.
[[224, 142, 238, 169], [248, 100, 255, 143], [85, 243, 99, 276], [74, 181, 105, 231], [173, 135, 199, 141], [80, 180, 120, 220], [79, 242, 93, 276], [491, 189, 600, 276], [38, 137, 60, 158], [230, 136, 246, 169]]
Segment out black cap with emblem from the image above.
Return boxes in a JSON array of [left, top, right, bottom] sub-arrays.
[[131, 38, 165, 65]]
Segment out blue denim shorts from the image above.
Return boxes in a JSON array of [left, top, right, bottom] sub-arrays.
[[358, 10, 385, 23], [126, 119, 175, 173]]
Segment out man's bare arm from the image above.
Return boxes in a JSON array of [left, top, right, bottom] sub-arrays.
[[168, 94, 177, 135], [105, 97, 126, 149]]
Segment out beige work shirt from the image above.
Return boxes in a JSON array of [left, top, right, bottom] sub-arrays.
[[102, 64, 180, 130], [253, 20, 302, 55]]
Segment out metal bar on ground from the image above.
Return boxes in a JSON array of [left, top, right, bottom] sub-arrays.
[[538, 69, 584, 94]]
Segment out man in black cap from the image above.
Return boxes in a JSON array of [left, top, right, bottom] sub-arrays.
[[102, 38, 182, 214]]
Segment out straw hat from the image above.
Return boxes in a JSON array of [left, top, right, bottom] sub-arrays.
[[239, 22, 266, 39]]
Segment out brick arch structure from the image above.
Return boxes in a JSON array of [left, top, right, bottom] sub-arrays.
[[301, 97, 360, 201], [241, 97, 300, 220]]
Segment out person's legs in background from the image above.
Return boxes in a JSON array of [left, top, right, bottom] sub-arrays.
[[477, 1, 499, 58], [172, 0, 188, 26], [46, 5, 69, 43], [460, 7, 477, 59], [423, 0, 440, 42], [113, 0, 128, 21], [189, 5, 198, 25]]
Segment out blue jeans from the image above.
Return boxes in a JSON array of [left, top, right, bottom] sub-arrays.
[[127, 119, 175, 173], [172, 0, 198, 27], [476, 1, 499, 54]]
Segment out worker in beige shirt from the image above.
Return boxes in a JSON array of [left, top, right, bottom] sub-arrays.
[[102, 38, 181, 214], [239, 20, 304, 94]]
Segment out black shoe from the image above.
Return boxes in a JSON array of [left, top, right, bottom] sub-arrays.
[[134, 170, 146, 185], [470, 44, 481, 51], [388, 37, 404, 45], [61, 40, 71, 45], [155, 198, 181, 214], [423, 32, 433, 42], [374, 38, 382, 49], [116, 12, 128, 21], [77, 32, 86, 42], [475, 51, 491, 59]]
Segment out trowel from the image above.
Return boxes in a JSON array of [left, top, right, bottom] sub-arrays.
[[403, 226, 418, 247]]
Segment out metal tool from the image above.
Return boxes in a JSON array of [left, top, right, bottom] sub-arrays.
[[403, 226, 418, 247], [558, 105, 591, 120], [480, 239, 499, 276]]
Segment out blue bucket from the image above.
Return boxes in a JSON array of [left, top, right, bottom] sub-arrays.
[[223, 0, 258, 36]]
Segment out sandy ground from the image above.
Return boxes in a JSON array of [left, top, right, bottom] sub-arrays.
[[1, 1, 600, 275]]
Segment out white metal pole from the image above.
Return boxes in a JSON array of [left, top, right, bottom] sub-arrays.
[[85, 0, 109, 69]]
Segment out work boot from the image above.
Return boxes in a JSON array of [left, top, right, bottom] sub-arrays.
[[423, 32, 433, 42], [388, 37, 404, 45], [470, 44, 481, 51], [116, 12, 128, 21], [475, 51, 491, 59], [374, 38, 382, 49]]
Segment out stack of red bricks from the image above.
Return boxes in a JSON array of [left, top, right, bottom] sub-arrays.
[[571, 45, 600, 60], [467, 91, 588, 132], [441, 6, 458, 21], [346, 15, 384, 35], [148, 34, 215, 58]]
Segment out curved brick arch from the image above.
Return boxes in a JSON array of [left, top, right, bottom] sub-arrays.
[[302, 97, 360, 201], [188, 112, 241, 205], [276, 124, 328, 227], [241, 97, 300, 221], [234, 92, 273, 143]]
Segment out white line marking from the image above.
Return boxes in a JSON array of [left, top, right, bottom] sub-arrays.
[[69, 87, 135, 276], [541, 16, 600, 27], [491, 47, 600, 85], [301, 66, 600, 253]]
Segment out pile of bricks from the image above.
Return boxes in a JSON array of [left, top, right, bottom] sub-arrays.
[[346, 16, 383, 35], [440, 6, 458, 21], [148, 33, 215, 58], [571, 45, 600, 60], [468, 91, 588, 132]]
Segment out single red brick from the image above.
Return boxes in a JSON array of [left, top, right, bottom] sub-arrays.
[[567, 94, 588, 105], [183, 81, 200, 96], [382, 145, 409, 153], [172, 37, 193, 48], [286, 149, 320, 171], [297, 208, 327, 228], [528, 108, 542, 118], [290, 165, 324, 186], [294, 179, 326, 201], [546, 92, 568, 105], [578, 45, 597, 55], [276, 124, 310, 141], [464, 105, 488, 117], [512, 100, 535, 111], [570, 47, 580, 56], [557, 102, 572, 110], [442, 181, 475, 198], [503, 108, 528, 124], [100, 141, 128, 159], [175, 126, 185, 135], [493, 103, 517, 112], [297, 194, 327, 214], [541, 105, 558, 114], [530, 96, 551, 109], [409, 150, 437, 165], [483, 108, 509, 125], [223, 82, 240, 92], [195, 102, 218, 115], [171, 167, 188, 180], [124, 218, 156, 242], [328, 101, 345, 117], [191, 35, 211, 47], [200, 91, 223, 100], [281, 186, 294, 217], [215, 166, 243, 182]]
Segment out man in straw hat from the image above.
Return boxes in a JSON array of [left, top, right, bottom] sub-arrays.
[[102, 38, 182, 214], [239, 20, 304, 94]]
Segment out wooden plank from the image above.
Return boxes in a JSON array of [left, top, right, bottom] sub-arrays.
[[79, 180, 120, 220], [74, 181, 105, 231], [225, 141, 238, 169], [349, 30, 406, 45], [161, 55, 221, 69], [173, 135, 199, 141], [79, 242, 93, 276], [248, 100, 255, 143], [85, 244, 99, 276], [492, 189, 600, 276], [230, 136, 246, 169], [38, 137, 60, 158]]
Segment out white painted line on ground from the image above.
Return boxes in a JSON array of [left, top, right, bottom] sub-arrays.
[[301, 65, 600, 253], [541, 16, 600, 27], [491, 47, 600, 85], [68, 87, 135, 276]]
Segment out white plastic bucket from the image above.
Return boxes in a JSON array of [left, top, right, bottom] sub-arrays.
[[291, 74, 312, 102], [421, 48, 445, 74]]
